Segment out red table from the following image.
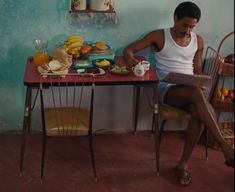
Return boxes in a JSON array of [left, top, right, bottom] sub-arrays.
[[20, 55, 159, 174], [23, 55, 157, 129], [24, 56, 157, 86], [22, 55, 157, 132]]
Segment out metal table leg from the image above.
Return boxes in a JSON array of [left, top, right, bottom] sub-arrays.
[[152, 86, 160, 176], [19, 87, 32, 175], [133, 86, 141, 133]]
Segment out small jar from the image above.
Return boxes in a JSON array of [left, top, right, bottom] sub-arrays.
[[74, 0, 87, 11], [90, 0, 110, 11]]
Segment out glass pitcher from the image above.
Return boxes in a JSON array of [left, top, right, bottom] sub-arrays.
[[33, 39, 49, 67]]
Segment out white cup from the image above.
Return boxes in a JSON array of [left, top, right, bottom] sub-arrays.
[[132, 63, 145, 77]]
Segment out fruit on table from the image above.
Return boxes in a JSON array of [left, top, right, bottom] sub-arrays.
[[67, 35, 83, 42], [221, 87, 229, 97], [95, 59, 111, 67], [80, 44, 92, 55], [95, 41, 107, 50], [64, 35, 84, 58]]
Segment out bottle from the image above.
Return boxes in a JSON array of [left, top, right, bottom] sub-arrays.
[[33, 39, 49, 67]]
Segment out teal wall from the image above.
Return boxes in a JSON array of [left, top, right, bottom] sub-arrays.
[[0, 0, 234, 131]]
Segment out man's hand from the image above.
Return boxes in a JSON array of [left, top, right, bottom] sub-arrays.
[[124, 57, 139, 71]]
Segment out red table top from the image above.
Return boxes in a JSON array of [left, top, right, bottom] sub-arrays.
[[24, 56, 157, 87]]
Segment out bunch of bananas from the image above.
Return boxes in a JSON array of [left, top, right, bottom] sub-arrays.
[[64, 35, 84, 58], [95, 59, 111, 67]]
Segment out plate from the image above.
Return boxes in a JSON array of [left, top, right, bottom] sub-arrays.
[[108, 65, 131, 75], [77, 67, 105, 76], [37, 66, 69, 78]]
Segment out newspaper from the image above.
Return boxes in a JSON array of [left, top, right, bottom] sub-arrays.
[[163, 72, 211, 87]]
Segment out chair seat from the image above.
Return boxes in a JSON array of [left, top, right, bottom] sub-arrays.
[[45, 107, 90, 136], [160, 105, 191, 120]]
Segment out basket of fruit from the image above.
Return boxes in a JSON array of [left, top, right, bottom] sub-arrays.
[[212, 88, 234, 112]]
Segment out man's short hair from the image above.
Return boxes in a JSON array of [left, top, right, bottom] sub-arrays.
[[174, 1, 201, 22]]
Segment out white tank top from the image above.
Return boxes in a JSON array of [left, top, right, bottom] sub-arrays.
[[154, 28, 198, 80]]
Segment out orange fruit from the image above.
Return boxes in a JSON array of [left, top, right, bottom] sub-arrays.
[[221, 87, 229, 97], [95, 41, 107, 50], [80, 44, 92, 54]]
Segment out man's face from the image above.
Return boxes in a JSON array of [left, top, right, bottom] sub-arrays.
[[174, 16, 198, 38]]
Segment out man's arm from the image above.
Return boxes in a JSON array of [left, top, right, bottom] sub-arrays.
[[193, 35, 204, 74], [123, 30, 161, 65]]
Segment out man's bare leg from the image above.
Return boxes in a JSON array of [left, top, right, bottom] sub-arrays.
[[175, 108, 204, 185], [165, 85, 234, 163], [178, 108, 203, 169]]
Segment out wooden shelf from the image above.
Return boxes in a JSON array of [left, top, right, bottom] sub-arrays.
[[213, 61, 234, 112], [210, 32, 235, 149], [70, 6, 116, 14], [212, 98, 234, 112], [69, 0, 117, 24], [220, 62, 234, 76]]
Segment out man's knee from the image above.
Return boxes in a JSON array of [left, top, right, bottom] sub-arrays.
[[189, 86, 204, 102]]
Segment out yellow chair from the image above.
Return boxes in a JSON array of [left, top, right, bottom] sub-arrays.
[[20, 74, 97, 181]]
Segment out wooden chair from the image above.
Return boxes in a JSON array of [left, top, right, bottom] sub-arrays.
[[152, 46, 224, 175], [20, 74, 97, 181]]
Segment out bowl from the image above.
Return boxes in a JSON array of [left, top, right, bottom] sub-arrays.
[[92, 59, 114, 69]]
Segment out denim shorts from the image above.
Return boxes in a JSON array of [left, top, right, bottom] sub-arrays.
[[157, 81, 176, 105]]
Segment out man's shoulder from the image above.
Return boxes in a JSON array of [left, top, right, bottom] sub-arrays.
[[195, 34, 204, 48], [193, 32, 203, 42], [150, 28, 164, 34], [144, 29, 165, 51], [195, 34, 203, 41], [147, 29, 165, 38]]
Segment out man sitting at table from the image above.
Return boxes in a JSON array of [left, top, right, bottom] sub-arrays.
[[123, 1, 234, 186]]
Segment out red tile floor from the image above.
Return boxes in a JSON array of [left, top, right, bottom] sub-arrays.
[[0, 132, 234, 192]]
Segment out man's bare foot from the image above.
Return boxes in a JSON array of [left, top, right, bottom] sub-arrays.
[[175, 166, 192, 186]]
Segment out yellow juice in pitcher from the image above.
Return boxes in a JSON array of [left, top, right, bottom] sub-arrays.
[[33, 51, 49, 67], [33, 39, 49, 67]]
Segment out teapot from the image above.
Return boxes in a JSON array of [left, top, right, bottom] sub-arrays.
[[132, 60, 150, 77], [140, 60, 150, 71]]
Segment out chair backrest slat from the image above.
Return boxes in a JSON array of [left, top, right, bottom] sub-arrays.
[[203, 46, 223, 101], [39, 74, 94, 137]]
